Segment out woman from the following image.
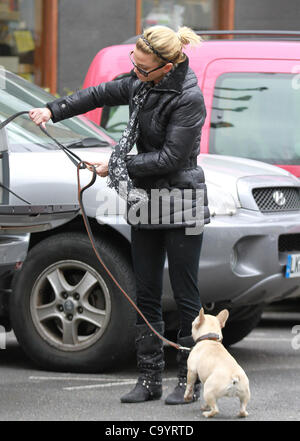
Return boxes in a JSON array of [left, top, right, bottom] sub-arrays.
[[29, 25, 210, 405]]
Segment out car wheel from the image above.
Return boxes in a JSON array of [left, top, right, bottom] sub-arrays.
[[10, 232, 136, 372], [207, 304, 263, 347]]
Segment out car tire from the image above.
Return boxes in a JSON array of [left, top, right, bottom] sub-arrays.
[[10, 232, 136, 373]]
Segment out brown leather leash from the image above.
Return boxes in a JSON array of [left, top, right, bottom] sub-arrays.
[[76, 161, 190, 352]]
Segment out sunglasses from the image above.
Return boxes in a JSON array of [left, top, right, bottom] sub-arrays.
[[129, 51, 166, 77]]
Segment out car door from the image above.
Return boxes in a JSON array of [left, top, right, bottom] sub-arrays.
[[201, 58, 300, 177]]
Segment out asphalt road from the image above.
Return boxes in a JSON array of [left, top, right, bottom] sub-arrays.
[[0, 307, 299, 422]]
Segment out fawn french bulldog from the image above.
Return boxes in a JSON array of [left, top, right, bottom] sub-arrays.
[[184, 308, 250, 418]]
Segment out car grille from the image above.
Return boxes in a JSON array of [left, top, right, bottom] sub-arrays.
[[252, 187, 300, 212], [279, 234, 300, 252]]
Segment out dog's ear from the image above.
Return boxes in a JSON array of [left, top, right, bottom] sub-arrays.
[[217, 309, 229, 328], [198, 308, 205, 325], [194, 308, 205, 329]]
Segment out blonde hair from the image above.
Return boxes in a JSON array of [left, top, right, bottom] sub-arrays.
[[136, 25, 202, 64]]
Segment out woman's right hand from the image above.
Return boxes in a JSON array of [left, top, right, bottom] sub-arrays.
[[87, 160, 109, 177], [29, 107, 52, 128]]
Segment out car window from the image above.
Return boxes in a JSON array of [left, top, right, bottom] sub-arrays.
[[101, 74, 130, 141], [0, 70, 113, 152], [102, 105, 129, 140], [209, 73, 300, 165]]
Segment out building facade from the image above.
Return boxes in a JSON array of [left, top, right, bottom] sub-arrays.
[[0, 0, 299, 96]]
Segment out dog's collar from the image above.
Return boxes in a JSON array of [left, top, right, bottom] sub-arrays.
[[194, 333, 222, 344]]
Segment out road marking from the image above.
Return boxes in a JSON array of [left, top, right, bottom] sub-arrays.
[[245, 337, 292, 342], [63, 377, 178, 391], [29, 375, 128, 382], [247, 365, 300, 372], [64, 380, 136, 391]]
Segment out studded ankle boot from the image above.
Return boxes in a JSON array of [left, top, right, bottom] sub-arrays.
[[121, 321, 165, 403], [165, 333, 200, 405]]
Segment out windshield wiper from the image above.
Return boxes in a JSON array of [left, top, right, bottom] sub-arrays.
[[67, 137, 110, 149]]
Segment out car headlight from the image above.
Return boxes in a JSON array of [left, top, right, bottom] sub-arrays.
[[207, 183, 237, 216]]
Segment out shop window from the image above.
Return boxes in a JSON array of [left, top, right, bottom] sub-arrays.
[[0, 0, 57, 92], [136, 0, 234, 33], [0, 0, 40, 83]]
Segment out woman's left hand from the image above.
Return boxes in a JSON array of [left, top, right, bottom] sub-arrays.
[[87, 160, 109, 177]]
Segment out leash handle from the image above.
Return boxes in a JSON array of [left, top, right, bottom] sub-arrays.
[[0, 111, 29, 129], [0, 110, 85, 169]]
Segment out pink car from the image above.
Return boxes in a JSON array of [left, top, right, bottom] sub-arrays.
[[83, 37, 300, 177]]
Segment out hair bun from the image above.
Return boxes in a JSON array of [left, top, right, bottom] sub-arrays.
[[138, 25, 202, 65], [176, 26, 202, 47]]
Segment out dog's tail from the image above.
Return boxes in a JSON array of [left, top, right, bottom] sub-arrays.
[[225, 376, 241, 397], [232, 376, 240, 385]]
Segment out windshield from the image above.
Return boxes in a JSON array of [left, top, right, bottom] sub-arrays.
[[0, 70, 113, 152], [210, 72, 300, 165]]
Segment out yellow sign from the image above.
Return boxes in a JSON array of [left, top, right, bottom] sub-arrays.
[[14, 30, 35, 53]]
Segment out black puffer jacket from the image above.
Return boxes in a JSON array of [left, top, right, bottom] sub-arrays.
[[47, 56, 210, 229]]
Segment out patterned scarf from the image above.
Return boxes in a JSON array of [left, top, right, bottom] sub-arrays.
[[107, 83, 150, 208]]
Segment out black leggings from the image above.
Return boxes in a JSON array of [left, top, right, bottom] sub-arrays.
[[131, 227, 203, 337]]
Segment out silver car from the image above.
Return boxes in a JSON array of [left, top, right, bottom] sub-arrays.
[[1, 70, 300, 372]]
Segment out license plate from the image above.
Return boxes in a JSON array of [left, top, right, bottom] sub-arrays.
[[285, 254, 300, 278]]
